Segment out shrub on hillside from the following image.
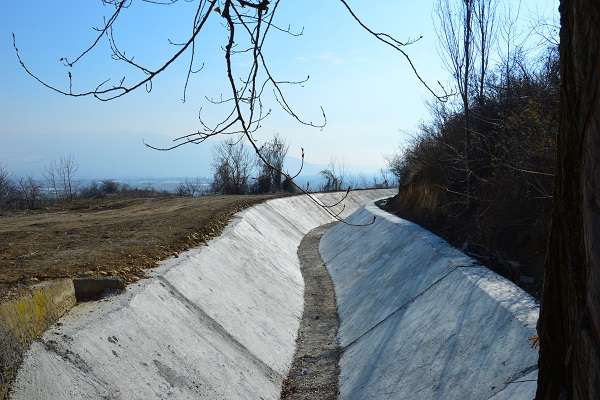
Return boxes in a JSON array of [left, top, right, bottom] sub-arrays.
[[388, 46, 559, 296]]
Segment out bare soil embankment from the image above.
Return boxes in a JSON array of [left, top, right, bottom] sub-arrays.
[[0, 194, 288, 302]]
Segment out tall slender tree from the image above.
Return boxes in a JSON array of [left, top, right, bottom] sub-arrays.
[[434, 0, 499, 205], [473, 0, 498, 103]]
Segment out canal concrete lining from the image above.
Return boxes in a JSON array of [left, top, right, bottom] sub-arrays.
[[8, 190, 394, 400], [320, 201, 539, 399], [8, 191, 539, 399]]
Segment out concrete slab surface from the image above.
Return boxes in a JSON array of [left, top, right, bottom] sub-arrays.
[[9, 191, 539, 399], [320, 201, 540, 400], [8, 190, 394, 400]]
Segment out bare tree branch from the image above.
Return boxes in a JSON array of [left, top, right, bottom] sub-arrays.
[[14, 0, 438, 224], [338, 0, 451, 101]]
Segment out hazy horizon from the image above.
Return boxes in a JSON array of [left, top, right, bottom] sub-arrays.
[[1, 131, 388, 187]]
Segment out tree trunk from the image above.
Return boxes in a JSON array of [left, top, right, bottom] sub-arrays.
[[463, 0, 473, 206], [536, 0, 600, 398]]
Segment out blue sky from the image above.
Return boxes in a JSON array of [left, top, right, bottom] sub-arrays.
[[0, 1, 558, 179]]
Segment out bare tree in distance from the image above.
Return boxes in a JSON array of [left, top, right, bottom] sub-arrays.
[[17, 176, 42, 210], [435, 0, 498, 104], [43, 162, 60, 201], [12, 0, 449, 224], [211, 139, 254, 195], [377, 167, 393, 188], [43, 155, 80, 201], [177, 178, 207, 197], [497, 0, 524, 113], [0, 164, 16, 211], [256, 133, 289, 193], [320, 156, 348, 192], [101, 179, 120, 194]]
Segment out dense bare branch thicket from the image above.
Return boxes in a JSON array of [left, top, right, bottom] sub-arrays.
[[388, 45, 558, 293], [256, 134, 289, 193], [210, 139, 254, 195], [210, 135, 297, 195]]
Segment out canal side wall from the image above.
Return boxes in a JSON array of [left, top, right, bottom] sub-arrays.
[[320, 201, 540, 400]]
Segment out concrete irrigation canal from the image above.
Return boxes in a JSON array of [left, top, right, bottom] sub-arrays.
[[6, 189, 539, 399]]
